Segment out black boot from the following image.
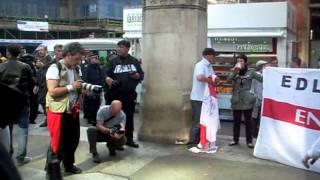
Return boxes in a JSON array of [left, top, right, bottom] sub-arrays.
[[47, 161, 63, 180]]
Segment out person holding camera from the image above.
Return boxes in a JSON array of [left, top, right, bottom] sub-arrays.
[[45, 42, 87, 180], [104, 40, 144, 148], [87, 100, 126, 163], [83, 54, 104, 125]]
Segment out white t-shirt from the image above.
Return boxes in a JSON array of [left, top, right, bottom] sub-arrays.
[[46, 62, 82, 109], [190, 58, 214, 101]]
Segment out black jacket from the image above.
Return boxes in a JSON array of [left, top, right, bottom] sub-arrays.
[[104, 55, 144, 93], [35, 55, 53, 102], [0, 58, 35, 97], [84, 63, 104, 86], [36, 55, 53, 90], [0, 58, 35, 128], [19, 54, 37, 84]]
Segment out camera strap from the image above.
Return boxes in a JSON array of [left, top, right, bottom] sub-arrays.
[[104, 115, 115, 123]]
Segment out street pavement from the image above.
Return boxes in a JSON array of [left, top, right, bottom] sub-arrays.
[[10, 113, 320, 180]]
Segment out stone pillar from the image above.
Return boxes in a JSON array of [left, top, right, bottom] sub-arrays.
[[139, 0, 207, 144]]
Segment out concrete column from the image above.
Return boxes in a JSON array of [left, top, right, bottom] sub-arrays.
[[139, 0, 208, 143], [59, 0, 73, 20], [296, 0, 310, 67], [277, 37, 288, 67]]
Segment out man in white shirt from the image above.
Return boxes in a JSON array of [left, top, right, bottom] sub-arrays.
[[45, 42, 85, 180], [188, 48, 217, 148]]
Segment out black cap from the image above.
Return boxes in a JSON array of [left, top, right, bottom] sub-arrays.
[[202, 48, 217, 56]]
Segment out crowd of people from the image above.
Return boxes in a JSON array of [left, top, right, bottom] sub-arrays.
[[187, 47, 320, 169], [0, 40, 144, 180], [0, 40, 319, 179]]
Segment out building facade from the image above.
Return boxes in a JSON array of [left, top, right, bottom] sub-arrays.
[[0, 0, 142, 39]]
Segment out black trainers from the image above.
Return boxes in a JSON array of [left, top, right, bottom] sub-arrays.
[[116, 146, 125, 151], [126, 141, 139, 148], [92, 153, 101, 163], [109, 148, 116, 156], [17, 156, 32, 166], [47, 161, 63, 180], [65, 165, 82, 174], [247, 143, 254, 149]]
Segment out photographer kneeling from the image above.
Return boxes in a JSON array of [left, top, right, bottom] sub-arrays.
[[87, 100, 126, 163]]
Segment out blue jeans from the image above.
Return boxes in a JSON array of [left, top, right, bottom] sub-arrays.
[[0, 126, 10, 152], [9, 104, 30, 162]]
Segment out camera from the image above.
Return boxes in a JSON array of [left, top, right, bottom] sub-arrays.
[[81, 82, 102, 93], [110, 124, 125, 136]]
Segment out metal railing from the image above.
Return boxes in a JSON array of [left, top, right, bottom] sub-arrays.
[[0, 16, 123, 27]]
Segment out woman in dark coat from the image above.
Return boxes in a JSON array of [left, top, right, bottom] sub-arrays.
[[227, 54, 262, 148]]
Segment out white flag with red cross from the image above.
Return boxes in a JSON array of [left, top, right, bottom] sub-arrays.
[[254, 67, 320, 173], [199, 75, 220, 146]]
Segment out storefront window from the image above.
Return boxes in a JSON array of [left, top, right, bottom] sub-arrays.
[[310, 8, 320, 68]]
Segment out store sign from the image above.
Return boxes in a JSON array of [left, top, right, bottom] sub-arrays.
[[123, 8, 142, 32], [17, 20, 49, 32], [236, 44, 271, 52], [211, 37, 273, 53]]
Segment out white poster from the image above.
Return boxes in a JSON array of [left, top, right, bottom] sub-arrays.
[[254, 67, 320, 173], [123, 8, 142, 32], [17, 20, 49, 32], [89, 4, 97, 13]]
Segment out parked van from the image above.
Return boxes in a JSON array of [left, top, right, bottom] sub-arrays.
[[36, 38, 121, 64], [0, 39, 45, 55]]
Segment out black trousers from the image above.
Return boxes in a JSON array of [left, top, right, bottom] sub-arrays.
[[29, 93, 39, 123], [253, 106, 262, 138], [83, 93, 101, 123], [188, 100, 202, 145], [232, 109, 253, 144], [87, 126, 126, 154], [105, 91, 136, 142], [46, 113, 80, 169]]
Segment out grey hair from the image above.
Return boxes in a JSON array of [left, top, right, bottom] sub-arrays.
[[63, 42, 85, 57]]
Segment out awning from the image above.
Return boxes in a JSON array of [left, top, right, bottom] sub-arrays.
[[207, 28, 287, 38], [123, 31, 142, 39]]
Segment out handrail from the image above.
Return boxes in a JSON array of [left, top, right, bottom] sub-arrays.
[[0, 16, 122, 26]]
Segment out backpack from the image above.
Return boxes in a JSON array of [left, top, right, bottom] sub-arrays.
[[43, 61, 81, 95], [42, 62, 62, 97]]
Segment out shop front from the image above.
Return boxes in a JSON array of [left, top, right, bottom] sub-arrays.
[[207, 2, 296, 120], [123, 2, 297, 120]]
